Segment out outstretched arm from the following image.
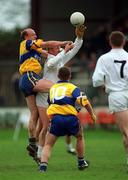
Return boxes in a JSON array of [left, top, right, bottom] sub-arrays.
[[76, 95, 96, 123], [84, 101, 97, 123], [46, 25, 86, 68], [46, 38, 83, 68], [41, 41, 72, 49], [61, 25, 86, 65]]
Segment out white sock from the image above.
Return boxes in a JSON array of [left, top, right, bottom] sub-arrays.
[[67, 143, 75, 151], [37, 145, 43, 158]]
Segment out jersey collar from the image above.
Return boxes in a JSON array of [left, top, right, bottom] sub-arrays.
[[57, 80, 69, 83]]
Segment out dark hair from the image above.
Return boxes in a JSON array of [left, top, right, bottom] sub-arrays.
[[58, 66, 71, 81], [109, 31, 125, 47], [20, 30, 28, 41]]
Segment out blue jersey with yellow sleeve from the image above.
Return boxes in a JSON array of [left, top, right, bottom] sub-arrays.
[[19, 39, 44, 75], [47, 81, 81, 117]]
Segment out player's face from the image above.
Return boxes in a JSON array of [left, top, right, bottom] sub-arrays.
[[48, 46, 60, 55], [26, 29, 37, 40]]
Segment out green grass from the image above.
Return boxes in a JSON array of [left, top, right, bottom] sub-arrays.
[[0, 128, 128, 180]]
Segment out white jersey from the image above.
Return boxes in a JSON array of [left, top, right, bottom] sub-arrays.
[[43, 37, 83, 82], [92, 48, 128, 93], [36, 37, 83, 107]]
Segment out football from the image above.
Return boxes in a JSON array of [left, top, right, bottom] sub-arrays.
[[70, 12, 85, 26]]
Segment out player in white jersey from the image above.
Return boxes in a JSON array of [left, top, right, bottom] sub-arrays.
[[36, 25, 86, 160], [92, 31, 128, 166]]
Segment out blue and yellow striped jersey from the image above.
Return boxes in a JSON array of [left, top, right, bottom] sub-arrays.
[[47, 81, 81, 117], [19, 39, 44, 75]]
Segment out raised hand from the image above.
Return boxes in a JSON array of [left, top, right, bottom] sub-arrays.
[[75, 25, 87, 39]]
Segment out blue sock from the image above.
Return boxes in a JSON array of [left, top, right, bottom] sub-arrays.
[[78, 157, 85, 166], [40, 162, 48, 172]]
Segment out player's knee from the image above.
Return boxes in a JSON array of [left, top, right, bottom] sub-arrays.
[[76, 132, 83, 140]]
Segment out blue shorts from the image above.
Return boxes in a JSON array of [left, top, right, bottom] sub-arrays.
[[49, 115, 80, 137], [19, 71, 40, 97]]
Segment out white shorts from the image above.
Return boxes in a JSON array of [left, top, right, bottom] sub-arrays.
[[36, 92, 49, 108], [108, 91, 128, 113]]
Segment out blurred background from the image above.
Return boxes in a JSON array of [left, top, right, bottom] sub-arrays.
[[0, 0, 128, 129]]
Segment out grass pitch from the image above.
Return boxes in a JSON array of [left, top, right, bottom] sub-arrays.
[[0, 128, 128, 180]]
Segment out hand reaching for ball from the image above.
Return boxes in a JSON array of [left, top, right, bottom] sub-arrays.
[[75, 25, 86, 39]]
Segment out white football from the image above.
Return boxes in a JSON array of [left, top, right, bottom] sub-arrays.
[[70, 12, 85, 26]]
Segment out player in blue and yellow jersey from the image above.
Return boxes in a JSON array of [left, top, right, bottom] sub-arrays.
[[18, 28, 70, 163], [39, 66, 96, 172]]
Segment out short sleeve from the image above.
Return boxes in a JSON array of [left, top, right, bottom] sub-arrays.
[[72, 87, 81, 98]]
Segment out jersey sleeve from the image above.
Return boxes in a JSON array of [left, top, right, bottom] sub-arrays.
[[72, 87, 81, 98], [26, 40, 33, 50], [46, 51, 65, 68], [46, 37, 83, 68], [26, 39, 43, 51], [76, 95, 89, 106], [92, 56, 105, 87], [61, 37, 83, 65]]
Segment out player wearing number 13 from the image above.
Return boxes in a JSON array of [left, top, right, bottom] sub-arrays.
[[92, 31, 128, 166]]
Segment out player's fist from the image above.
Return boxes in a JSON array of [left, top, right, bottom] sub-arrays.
[[75, 25, 86, 39]]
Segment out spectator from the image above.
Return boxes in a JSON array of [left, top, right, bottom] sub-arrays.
[[11, 72, 22, 105]]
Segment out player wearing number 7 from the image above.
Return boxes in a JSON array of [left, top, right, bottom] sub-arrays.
[[92, 31, 128, 166]]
